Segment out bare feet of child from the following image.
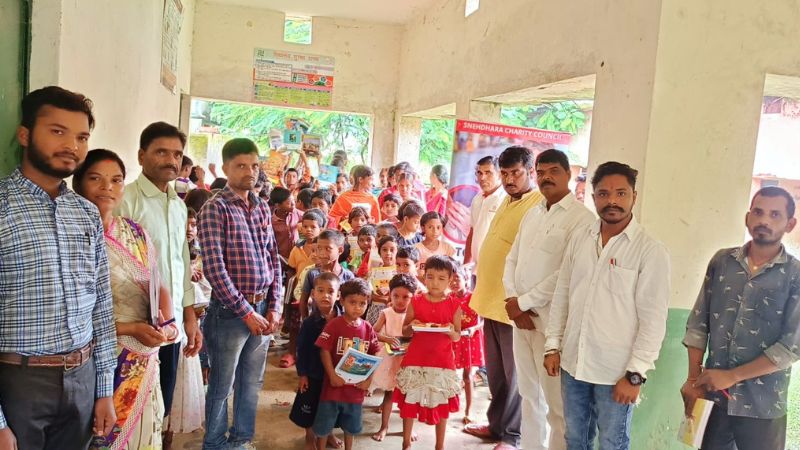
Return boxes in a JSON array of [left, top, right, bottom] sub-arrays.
[[326, 434, 343, 449], [372, 428, 388, 442]]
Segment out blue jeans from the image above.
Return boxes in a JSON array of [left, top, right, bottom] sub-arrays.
[[203, 301, 271, 449], [561, 371, 633, 450]]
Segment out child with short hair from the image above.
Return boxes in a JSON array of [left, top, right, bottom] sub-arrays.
[[343, 207, 369, 270], [350, 223, 376, 274], [371, 274, 417, 442], [311, 189, 338, 230], [449, 263, 484, 424], [415, 211, 456, 272], [289, 209, 327, 274], [365, 235, 399, 324], [396, 246, 427, 293], [291, 273, 343, 450], [354, 224, 379, 278], [376, 222, 399, 240], [380, 193, 402, 224], [397, 201, 424, 247], [344, 206, 368, 234], [299, 230, 356, 319], [313, 279, 382, 450], [283, 209, 327, 368], [395, 255, 463, 450]]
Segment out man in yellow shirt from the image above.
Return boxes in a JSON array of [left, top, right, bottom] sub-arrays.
[[464, 146, 543, 450]]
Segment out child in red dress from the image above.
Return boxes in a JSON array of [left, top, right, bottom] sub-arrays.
[[449, 263, 484, 423], [394, 255, 463, 450]]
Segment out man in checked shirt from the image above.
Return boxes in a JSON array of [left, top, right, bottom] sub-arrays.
[[199, 138, 284, 450], [0, 87, 117, 449]]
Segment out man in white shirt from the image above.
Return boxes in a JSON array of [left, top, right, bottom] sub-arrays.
[[543, 161, 670, 450], [464, 155, 506, 275], [115, 122, 202, 444], [503, 150, 595, 450]]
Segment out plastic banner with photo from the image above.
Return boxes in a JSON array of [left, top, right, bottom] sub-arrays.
[[444, 120, 572, 259]]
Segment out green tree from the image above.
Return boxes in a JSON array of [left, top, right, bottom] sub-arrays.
[[419, 118, 455, 174], [500, 101, 587, 134], [205, 101, 371, 166]]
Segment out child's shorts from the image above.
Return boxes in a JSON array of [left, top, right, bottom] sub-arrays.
[[311, 400, 363, 436], [289, 377, 323, 428]]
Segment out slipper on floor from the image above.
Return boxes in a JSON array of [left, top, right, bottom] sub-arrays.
[[463, 423, 494, 439], [492, 444, 518, 450]]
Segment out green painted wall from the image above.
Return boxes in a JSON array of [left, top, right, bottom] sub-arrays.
[[0, 0, 29, 176], [630, 308, 691, 449]]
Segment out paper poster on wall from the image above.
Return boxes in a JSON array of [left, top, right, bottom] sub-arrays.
[[253, 48, 335, 109], [443, 120, 572, 256], [160, 0, 183, 93]]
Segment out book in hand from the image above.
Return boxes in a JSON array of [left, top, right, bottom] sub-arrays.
[[412, 322, 452, 333], [369, 266, 396, 296], [678, 398, 714, 448], [334, 347, 383, 384]]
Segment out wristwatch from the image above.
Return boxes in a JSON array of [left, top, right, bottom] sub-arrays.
[[626, 371, 646, 386]]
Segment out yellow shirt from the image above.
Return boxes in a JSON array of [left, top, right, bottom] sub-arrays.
[[471, 190, 543, 324], [288, 245, 314, 274]]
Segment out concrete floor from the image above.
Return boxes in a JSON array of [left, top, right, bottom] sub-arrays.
[[172, 345, 498, 450]]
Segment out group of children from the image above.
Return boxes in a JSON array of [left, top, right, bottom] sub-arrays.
[[279, 199, 484, 450]]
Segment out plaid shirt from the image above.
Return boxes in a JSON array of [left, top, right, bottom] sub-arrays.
[[0, 169, 116, 427], [199, 186, 283, 318]]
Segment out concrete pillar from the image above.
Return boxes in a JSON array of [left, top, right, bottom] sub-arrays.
[[626, 2, 800, 446], [395, 116, 423, 166], [371, 106, 396, 169]]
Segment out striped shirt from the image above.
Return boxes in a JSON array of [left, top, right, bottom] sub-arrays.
[[199, 186, 283, 318], [0, 169, 116, 427]]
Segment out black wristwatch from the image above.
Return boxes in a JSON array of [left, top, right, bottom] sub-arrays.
[[626, 371, 646, 386]]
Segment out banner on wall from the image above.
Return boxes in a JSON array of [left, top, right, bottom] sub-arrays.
[[443, 120, 572, 256], [252, 48, 335, 109]]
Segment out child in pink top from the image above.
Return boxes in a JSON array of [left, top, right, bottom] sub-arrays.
[[370, 274, 418, 442], [415, 212, 456, 273]]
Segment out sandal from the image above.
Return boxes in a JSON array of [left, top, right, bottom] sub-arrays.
[[279, 353, 296, 368]]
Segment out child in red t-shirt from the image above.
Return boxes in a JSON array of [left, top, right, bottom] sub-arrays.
[[313, 279, 381, 450]]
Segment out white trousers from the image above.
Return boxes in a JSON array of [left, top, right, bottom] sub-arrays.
[[512, 326, 566, 450]]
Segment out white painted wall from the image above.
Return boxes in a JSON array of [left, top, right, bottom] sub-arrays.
[[397, 0, 662, 181], [190, 1, 403, 168], [29, 0, 195, 177], [640, 0, 800, 308]]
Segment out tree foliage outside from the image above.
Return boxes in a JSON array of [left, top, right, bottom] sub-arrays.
[[419, 118, 455, 175], [284, 17, 312, 44], [500, 101, 588, 134], [201, 100, 371, 166]]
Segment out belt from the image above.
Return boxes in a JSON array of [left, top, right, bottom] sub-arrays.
[[245, 291, 267, 306], [0, 342, 94, 370]]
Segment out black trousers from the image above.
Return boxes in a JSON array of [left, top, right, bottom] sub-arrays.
[[0, 357, 96, 449], [484, 318, 522, 447], [160, 342, 181, 417], [702, 403, 786, 450]]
